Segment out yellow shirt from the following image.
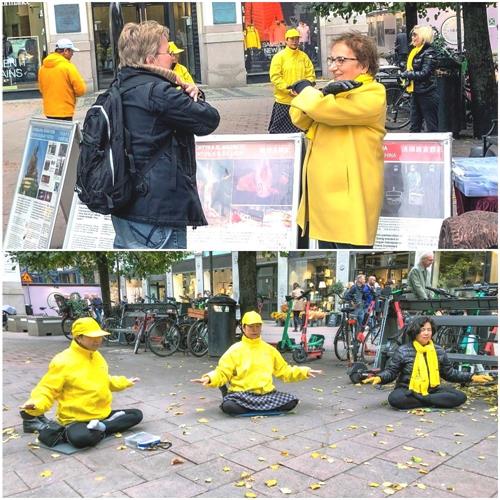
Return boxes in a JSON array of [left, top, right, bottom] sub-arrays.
[[38, 52, 86, 118], [269, 46, 315, 105], [23, 340, 132, 425], [204, 335, 310, 394], [172, 62, 194, 85]]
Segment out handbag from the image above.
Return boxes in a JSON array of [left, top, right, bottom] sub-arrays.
[[38, 421, 67, 447]]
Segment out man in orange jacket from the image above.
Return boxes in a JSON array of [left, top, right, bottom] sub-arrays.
[[38, 38, 86, 120]]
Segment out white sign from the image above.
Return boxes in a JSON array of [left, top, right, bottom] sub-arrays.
[[4, 118, 79, 249]]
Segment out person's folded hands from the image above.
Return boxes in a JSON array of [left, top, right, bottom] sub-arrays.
[[287, 79, 314, 95]]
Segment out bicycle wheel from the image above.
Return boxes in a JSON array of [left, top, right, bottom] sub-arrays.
[[334, 325, 349, 361], [385, 86, 411, 130], [61, 317, 73, 340], [177, 320, 192, 352], [187, 320, 208, 357], [147, 318, 180, 357], [361, 328, 381, 365], [292, 346, 308, 363]]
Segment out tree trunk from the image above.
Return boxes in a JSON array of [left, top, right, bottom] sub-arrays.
[[95, 253, 112, 316], [237, 252, 257, 317], [405, 3, 418, 38], [463, 3, 497, 138]]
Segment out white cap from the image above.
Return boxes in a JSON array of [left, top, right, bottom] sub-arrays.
[[55, 38, 80, 51]]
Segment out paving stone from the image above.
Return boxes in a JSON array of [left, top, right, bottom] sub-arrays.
[[124, 449, 196, 480], [308, 471, 387, 498], [3, 448, 44, 471], [346, 457, 424, 485], [250, 466, 319, 497], [123, 473, 208, 497], [174, 439, 238, 464], [419, 464, 498, 497], [176, 456, 250, 490], [427, 419, 498, 443], [392, 483, 458, 498], [465, 435, 497, 456], [2, 472, 30, 497], [225, 444, 292, 471], [410, 433, 473, 455], [316, 439, 384, 464], [16, 456, 92, 490], [264, 434, 323, 456], [73, 441, 154, 469], [64, 464, 144, 497], [281, 449, 355, 481], [349, 430, 412, 451], [378, 445, 449, 471], [167, 422, 225, 443], [10, 480, 80, 498], [446, 449, 498, 478], [212, 428, 273, 449]]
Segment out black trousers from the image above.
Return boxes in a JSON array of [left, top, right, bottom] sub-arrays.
[[46, 116, 73, 121], [409, 91, 439, 132], [64, 409, 143, 449], [221, 399, 298, 415], [388, 385, 467, 410], [318, 240, 373, 249], [292, 310, 302, 330]]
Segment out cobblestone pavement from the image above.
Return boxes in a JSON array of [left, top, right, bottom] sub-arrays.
[[3, 329, 497, 498], [2, 83, 486, 233]]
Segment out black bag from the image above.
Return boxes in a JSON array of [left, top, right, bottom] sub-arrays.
[[75, 76, 169, 215], [38, 421, 67, 447]]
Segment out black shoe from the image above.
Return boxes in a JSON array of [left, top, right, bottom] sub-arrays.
[[219, 385, 228, 398], [20, 411, 50, 434]]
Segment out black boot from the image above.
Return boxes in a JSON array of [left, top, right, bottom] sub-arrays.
[[20, 410, 50, 433]]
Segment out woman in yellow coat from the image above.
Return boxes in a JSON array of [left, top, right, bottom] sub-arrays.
[[289, 32, 386, 248]]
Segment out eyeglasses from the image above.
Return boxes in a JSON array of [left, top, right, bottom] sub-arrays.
[[156, 51, 173, 56], [326, 56, 358, 66]]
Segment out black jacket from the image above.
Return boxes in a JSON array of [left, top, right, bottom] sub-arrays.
[[405, 43, 437, 94], [113, 67, 220, 226], [379, 343, 472, 388]]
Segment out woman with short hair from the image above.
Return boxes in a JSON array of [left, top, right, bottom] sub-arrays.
[[363, 316, 493, 409]]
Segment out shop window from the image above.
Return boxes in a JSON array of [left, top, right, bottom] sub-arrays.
[[3, 2, 46, 92], [242, 2, 321, 76]]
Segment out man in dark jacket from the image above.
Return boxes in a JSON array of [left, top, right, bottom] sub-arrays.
[[394, 28, 408, 67], [344, 274, 368, 331], [111, 21, 220, 249]]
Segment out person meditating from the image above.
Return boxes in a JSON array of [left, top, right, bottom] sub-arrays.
[[363, 316, 493, 409], [191, 311, 322, 415], [19, 317, 143, 448]]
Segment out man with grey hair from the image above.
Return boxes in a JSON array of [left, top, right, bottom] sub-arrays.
[[407, 252, 434, 299], [344, 274, 368, 333]]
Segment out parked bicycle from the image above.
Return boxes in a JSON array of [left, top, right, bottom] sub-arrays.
[[47, 293, 91, 340]]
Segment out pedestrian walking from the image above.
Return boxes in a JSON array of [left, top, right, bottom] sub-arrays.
[[291, 282, 305, 331], [38, 38, 86, 120], [289, 31, 386, 248], [110, 21, 220, 249], [19, 318, 143, 449], [400, 25, 439, 132], [407, 251, 434, 300], [363, 316, 493, 409], [191, 311, 322, 415], [169, 41, 194, 84], [268, 28, 315, 134], [394, 27, 409, 67]]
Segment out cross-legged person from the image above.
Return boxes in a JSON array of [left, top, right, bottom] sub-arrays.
[[191, 311, 322, 415]]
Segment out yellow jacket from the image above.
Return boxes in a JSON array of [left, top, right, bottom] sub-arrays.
[[244, 26, 261, 50], [172, 62, 194, 85], [38, 52, 86, 118], [269, 46, 315, 105], [204, 335, 310, 394], [23, 340, 132, 425], [290, 75, 386, 246]]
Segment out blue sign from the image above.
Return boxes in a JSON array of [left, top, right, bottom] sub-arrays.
[[213, 2, 237, 24]]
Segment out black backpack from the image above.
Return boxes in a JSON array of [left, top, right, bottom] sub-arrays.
[[75, 76, 167, 215]]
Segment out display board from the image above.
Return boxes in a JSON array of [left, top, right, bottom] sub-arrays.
[[373, 133, 452, 249], [64, 134, 303, 250], [4, 118, 80, 249]]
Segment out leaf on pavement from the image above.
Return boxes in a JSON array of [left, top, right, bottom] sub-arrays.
[[265, 479, 277, 487], [116, 445, 127, 450], [328, 444, 337, 449], [437, 451, 447, 457], [310, 452, 320, 459], [383, 488, 395, 495], [453, 432, 465, 436], [95, 476, 106, 481], [271, 428, 279, 433], [411, 455, 423, 463], [402, 446, 414, 451], [195, 408, 205, 412], [198, 418, 209, 423], [40, 470, 52, 478], [205, 477, 212, 483], [279, 487, 292, 494], [234, 481, 246, 487], [114, 433, 122, 438], [416, 483, 426, 490], [280, 450, 289, 456], [309, 483, 321, 490], [241, 471, 252, 479], [396, 463, 408, 469], [244, 491, 257, 498], [270, 464, 280, 470], [368, 482, 380, 488], [312, 387, 323, 392], [50, 453, 60, 458], [223, 466, 231, 472], [171, 457, 185, 465]]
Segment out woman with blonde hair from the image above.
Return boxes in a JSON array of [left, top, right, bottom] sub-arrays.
[[400, 25, 439, 132]]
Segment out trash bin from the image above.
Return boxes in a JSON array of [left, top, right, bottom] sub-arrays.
[[25, 304, 33, 316], [207, 295, 237, 357], [436, 56, 463, 138]]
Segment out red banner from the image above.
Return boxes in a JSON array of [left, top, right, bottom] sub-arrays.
[[384, 141, 444, 162]]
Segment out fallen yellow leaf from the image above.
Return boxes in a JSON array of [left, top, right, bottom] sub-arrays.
[[446, 486, 455, 491], [310, 452, 320, 459], [114, 432, 122, 438], [265, 479, 278, 487], [411, 456, 423, 463], [368, 482, 380, 487], [223, 466, 231, 472], [416, 483, 427, 490], [50, 453, 60, 458], [244, 492, 257, 498], [328, 444, 337, 449], [402, 446, 414, 451], [95, 476, 106, 481], [280, 487, 292, 494], [437, 451, 447, 457], [454, 432, 465, 436], [310, 483, 321, 490], [241, 471, 252, 479], [198, 418, 209, 423], [280, 450, 289, 456], [195, 408, 205, 412], [234, 481, 246, 487], [205, 477, 212, 483], [40, 470, 52, 478], [270, 464, 280, 470], [382, 482, 392, 487], [257, 457, 267, 462], [271, 428, 279, 433], [171, 457, 185, 465], [383, 487, 395, 495], [116, 445, 127, 450]]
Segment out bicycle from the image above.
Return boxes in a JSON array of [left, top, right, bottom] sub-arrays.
[[333, 300, 360, 364], [385, 78, 412, 130], [48, 293, 91, 340]]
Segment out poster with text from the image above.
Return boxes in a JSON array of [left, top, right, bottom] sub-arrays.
[[374, 133, 452, 249], [4, 119, 77, 249]]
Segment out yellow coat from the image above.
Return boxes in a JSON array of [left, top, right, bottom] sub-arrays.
[[172, 62, 194, 85], [23, 340, 133, 425], [269, 46, 315, 105], [290, 76, 386, 245], [204, 335, 310, 394], [244, 26, 261, 50], [38, 52, 86, 118]]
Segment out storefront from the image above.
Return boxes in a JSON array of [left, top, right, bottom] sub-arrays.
[[352, 252, 413, 288], [91, 2, 201, 89], [3, 2, 47, 92], [241, 2, 322, 82]]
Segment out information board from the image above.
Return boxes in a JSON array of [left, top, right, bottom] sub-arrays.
[[4, 118, 80, 249]]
